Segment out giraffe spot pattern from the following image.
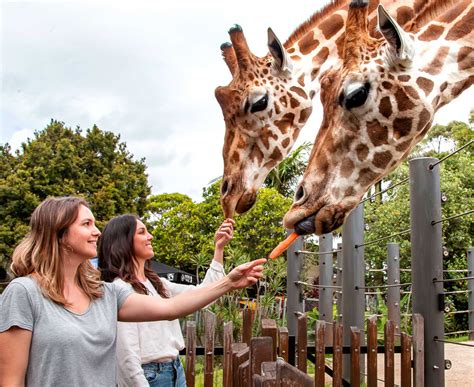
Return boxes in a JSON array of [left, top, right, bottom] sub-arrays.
[[367, 120, 389, 146], [270, 146, 283, 161], [358, 168, 378, 188], [356, 144, 369, 161], [290, 86, 308, 99], [451, 76, 474, 98], [319, 14, 344, 40], [232, 151, 240, 163], [274, 113, 295, 134], [446, 6, 474, 41], [393, 117, 413, 139], [396, 6, 414, 26], [417, 108, 432, 137], [378, 97, 392, 119], [340, 158, 354, 178], [291, 55, 302, 61], [312, 47, 330, 67], [403, 86, 419, 100], [421, 46, 450, 75], [373, 151, 392, 169], [279, 96, 288, 107], [298, 75, 305, 87], [299, 107, 313, 123], [419, 24, 445, 41], [416, 77, 434, 96], [299, 32, 319, 55], [282, 137, 290, 149], [398, 75, 410, 82], [396, 139, 412, 152], [458, 46, 473, 71], [290, 97, 300, 108], [395, 88, 416, 111], [250, 144, 264, 164], [438, 1, 466, 23], [382, 81, 392, 90]]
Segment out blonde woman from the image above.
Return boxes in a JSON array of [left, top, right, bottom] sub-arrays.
[[0, 197, 265, 386]]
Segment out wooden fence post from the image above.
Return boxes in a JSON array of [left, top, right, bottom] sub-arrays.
[[367, 316, 377, 387], [315, 320, 326, 387], [333, 322, 343, 387], [223, 321, 233, 387], [297, 313, 308, 373], [242, 308, 253, 345], [350, 327, 361, 387], [250, 337, 273, 383], [261, 319, 278, 361], [185, 321, 196, 387], [401, 332, 412, 387], [384, 320, 395, 387], [278, 327, 289, 362], [203, 311, 216, 387], [276, 359, 313, 386]]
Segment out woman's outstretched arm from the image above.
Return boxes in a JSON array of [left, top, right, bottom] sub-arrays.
[[118, 258, 265, 322]]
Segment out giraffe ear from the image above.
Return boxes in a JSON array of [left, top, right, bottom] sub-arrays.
[[267, 28, 292, 72], [377, 4, 414, 65]]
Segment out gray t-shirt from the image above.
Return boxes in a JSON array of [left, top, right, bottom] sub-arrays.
[[0, 276, 132, 387]]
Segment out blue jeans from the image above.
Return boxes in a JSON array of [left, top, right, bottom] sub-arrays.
[[142, 356, 186, 387]]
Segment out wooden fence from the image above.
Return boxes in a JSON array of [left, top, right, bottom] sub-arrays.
[[182, 309, 425, 386]]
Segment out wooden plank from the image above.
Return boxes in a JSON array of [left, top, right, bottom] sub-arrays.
[[278, 327, 289, 362], [367, 316, 378, 387], [315, 320, 326, 387], [257, 362, 277, 387], [185, 321, 196, 387], [412, 314, 424, 387], [233, 346, 249, 387], [384, 320, 395, 387], [297, 313, 308, 373], [261, 319, 278, 361], [275, 358, 313, 386], [261, 361, 277, 379], [250, 337, 273, 378], [203, 311, 216, 387], [238, 359, 250, 387], [242, 307, 253, 345], [223, 321, 233, 387], [350, 326, 361, 387], [332, 322, 343, 387], [401, 332, 412, 387]]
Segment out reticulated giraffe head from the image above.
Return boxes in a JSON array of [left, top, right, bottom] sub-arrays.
[[284, 0, 473, 235], [215, 25, 313, 218]]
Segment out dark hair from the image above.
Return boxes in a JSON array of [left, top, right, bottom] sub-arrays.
[[97, 214, 168, 298]]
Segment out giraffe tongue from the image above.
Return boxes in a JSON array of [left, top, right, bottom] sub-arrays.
[[295, 214, 316, 235]]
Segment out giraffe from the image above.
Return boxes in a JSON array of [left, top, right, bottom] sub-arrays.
[[215, 0, 428, 219], [282, 0, 473, 236]]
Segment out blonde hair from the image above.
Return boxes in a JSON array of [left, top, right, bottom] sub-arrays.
[[11, 196, 103, 305]]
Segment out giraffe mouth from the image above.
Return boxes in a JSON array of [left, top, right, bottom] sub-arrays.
[[235, 191, 257, 214], [293, 205, 347, 236]]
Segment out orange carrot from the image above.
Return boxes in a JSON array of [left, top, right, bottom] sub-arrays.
[[268, 232, 299, 259]]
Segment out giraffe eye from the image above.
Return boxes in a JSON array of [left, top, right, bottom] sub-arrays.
[[345, 83, 370, 110], [250, 95, 268, 113]]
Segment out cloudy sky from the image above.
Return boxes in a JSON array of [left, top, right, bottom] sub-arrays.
[[2, 0, 473, 201]]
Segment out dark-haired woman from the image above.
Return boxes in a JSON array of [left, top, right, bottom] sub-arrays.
[[98, 214, 235, 387]]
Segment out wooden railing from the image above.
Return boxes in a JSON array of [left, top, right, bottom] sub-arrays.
[[182, 310, 424, 386]]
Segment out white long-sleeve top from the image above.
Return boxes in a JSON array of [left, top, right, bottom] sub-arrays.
[[115, 260, 226, 387]]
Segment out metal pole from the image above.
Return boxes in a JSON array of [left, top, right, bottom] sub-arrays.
[[387, 243, 401, 334], [342, 203, 365, 383], [286, 229, 304, 337], [336, 243, 343, 323], [409, 157, 445, 386], [468, 248, 474, 341], [319, 233, 334, 344]]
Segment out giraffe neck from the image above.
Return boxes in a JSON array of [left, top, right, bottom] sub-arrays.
[[412, 0, 474, 111]]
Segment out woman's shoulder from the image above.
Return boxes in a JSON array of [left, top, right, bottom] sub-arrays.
[[5, 276, 39, 294]]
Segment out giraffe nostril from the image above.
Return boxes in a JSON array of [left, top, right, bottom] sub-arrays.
[[295, 185, 305, 203], [221, 180, 230, 196]]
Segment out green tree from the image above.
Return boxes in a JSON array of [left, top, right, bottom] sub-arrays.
[[364, 112, 473, 333], [0, 120, 151, 267]]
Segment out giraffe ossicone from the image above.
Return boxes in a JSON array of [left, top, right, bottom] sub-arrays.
[[283, 0, 473, 235]]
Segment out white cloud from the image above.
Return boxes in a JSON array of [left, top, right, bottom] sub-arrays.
[[2, 0, 473, 202]]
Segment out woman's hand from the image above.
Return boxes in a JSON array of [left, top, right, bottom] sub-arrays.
[[226, 258, 266, 289], [214, 218, 235, 250]]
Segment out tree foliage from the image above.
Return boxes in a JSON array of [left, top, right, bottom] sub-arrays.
[[147, 183, 292, 273], [364, 112, 473, 333], [0, 120, 151, 267]]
